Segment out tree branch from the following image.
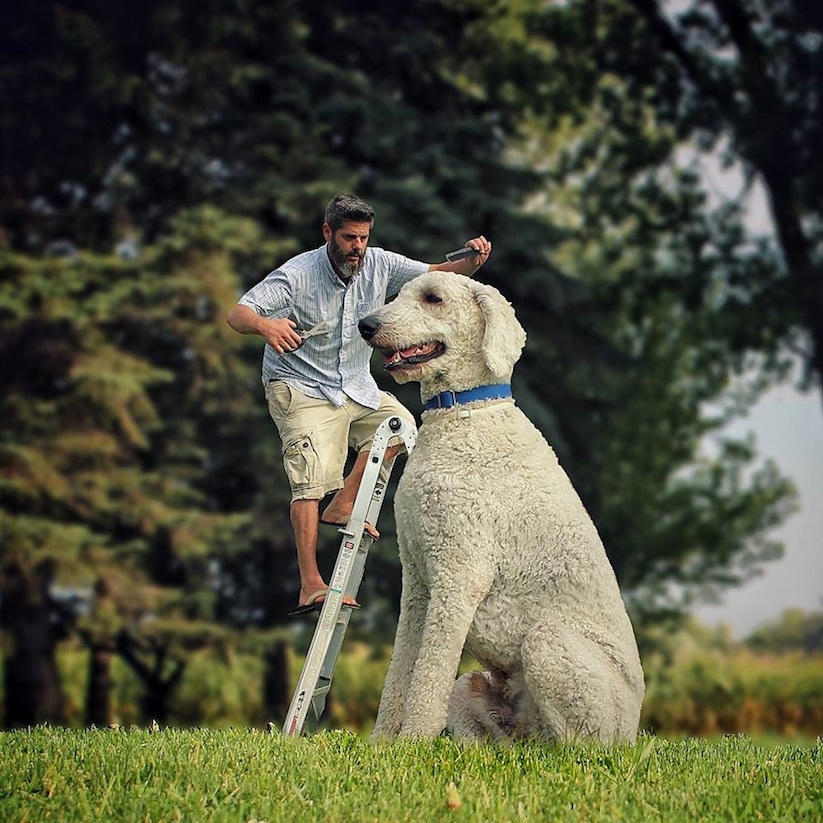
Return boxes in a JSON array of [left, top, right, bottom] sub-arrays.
[[625, 0, 736, 110]]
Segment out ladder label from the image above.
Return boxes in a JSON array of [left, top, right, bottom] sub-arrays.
[[287, 692, 307, 735]]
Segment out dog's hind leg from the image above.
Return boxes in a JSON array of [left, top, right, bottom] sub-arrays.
[[520, 621, 642, 744]]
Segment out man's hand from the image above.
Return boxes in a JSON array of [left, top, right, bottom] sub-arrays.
[[226, 305, 304, 353], [261, 317, 305, 354], [430, 235, 492, 276]]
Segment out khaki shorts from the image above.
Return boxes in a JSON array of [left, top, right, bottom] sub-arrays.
[[264, 380, 415, 502]]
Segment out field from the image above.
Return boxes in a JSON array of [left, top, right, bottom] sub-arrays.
[[1, 727, 820, 822]]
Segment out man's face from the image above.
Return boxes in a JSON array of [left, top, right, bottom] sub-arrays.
[[324, 220, 371, 279]]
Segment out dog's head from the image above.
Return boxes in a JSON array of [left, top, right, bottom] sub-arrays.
[[359, 272, 527, 399]]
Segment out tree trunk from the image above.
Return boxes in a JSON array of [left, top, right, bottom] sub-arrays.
[[116, 631, 186, 725], [85, 643, 114, 727], [264, 641, 291, 723], [0, 561, 65, 728], [760, 169, 823, 398], [141, 683, 174, 725]]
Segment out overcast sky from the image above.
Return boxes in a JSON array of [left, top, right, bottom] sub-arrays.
[[692, 384, 823, 636]]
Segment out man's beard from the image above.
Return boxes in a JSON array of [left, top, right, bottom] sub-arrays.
[[329, 239, 365, 279]]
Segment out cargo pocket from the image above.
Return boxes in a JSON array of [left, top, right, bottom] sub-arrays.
[[282, 432, 322, 495]]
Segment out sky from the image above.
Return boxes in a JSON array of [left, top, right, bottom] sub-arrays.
[[691, 383, 823, 636]]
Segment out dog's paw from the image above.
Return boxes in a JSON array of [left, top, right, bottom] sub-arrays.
[[369, 726, 400, 743]]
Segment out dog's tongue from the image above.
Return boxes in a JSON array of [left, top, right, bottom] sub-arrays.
[[399, 345, 423, 358]]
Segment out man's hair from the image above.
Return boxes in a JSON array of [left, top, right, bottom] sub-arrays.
[[324, 194, 375, 231]]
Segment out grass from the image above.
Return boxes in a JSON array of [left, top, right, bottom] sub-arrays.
[[0, 727, 820, 822]]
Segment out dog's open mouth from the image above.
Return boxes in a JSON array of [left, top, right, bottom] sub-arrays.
[[381, 341, 446, 371]]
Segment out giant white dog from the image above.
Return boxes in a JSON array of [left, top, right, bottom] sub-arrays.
[[358, 272, 644, 743]]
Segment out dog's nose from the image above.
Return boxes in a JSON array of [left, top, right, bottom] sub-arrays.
[[359, 315, 380, 340]]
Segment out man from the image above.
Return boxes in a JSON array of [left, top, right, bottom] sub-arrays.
[[226, 194, 491, 613]]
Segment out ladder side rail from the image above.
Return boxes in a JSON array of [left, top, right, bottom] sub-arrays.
[[313, 454, 402, 699], [311, 423, 418, 714], [342, 417, 416, 546], [282, 584, 350, 735], [281, 416, 416, 736]]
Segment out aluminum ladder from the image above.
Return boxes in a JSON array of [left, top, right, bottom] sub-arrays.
[[282, 415, 417, 736]]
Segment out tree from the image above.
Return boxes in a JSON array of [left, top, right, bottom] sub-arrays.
[[0, 208, 281, 722], [630, 0, 823, 394], [514, 0, 823, 398], [0, 559, 66, 727], [446, 1, 798, 612]]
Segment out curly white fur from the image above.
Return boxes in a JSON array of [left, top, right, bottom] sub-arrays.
[[360, 273, 644, 743]]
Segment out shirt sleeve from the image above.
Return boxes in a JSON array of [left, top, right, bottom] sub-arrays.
[[381, 250, 430, 298], [237, 269, 292, 316]]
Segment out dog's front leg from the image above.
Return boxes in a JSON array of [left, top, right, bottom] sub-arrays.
[[372, 561, 428, 739], [399, 576, 490, 738]]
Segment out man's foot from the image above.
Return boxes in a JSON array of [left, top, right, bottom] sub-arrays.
[[288, 588, 360, 617], [319, 513, 380, 540], [298, 585, 360, 609], [321, 494, 380, 539]]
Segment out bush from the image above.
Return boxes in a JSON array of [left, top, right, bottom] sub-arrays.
[[4, 634, 822, 737], [641, 647, 823, 737]]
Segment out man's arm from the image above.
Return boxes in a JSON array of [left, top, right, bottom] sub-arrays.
[[226, 304, 304, 355], [427, 235, 492, 276]]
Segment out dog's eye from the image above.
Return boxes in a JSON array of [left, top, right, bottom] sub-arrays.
[[423, 292, 443, 305]]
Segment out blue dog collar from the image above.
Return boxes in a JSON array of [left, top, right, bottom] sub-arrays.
[[423, 384, 512, 411]]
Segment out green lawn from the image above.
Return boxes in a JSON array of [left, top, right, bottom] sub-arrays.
[[1, 727, 820, 822]]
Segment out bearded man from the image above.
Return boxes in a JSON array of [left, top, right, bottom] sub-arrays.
[[226, 193, 491, 614]]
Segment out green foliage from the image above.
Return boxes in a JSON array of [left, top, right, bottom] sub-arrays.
[[746, 608, 823, 654], [526, 0, 823, 389], [46, 640, 267, 728], [36, 623, 823, 740], [1, 0, 517, 254], [54, 644, 144, 728], [0, 208, 295, 720], [636, 614, 823, 738], [320, 642, 392, 735], [167, 647, 266, 728], [0, 210, 265, 588], [0, 727, 821, 822], [643, 648, 823, 738], [329, 641, 823, 740]]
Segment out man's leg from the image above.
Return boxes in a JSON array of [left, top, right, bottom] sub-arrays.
[[290, 498, 324, 605], [264, 380, 352, 609], [322, 392, 416, 535], [320, 446, 401, 539], [291, 498, 358, 608]]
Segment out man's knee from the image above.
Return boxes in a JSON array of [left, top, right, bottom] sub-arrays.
[[352, 396, 416, 454]]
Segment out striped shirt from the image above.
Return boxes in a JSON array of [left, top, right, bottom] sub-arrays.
[[238, 244, 429, 408]]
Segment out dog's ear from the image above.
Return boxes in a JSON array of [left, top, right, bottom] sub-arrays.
[[470, 281, 527, 379]]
